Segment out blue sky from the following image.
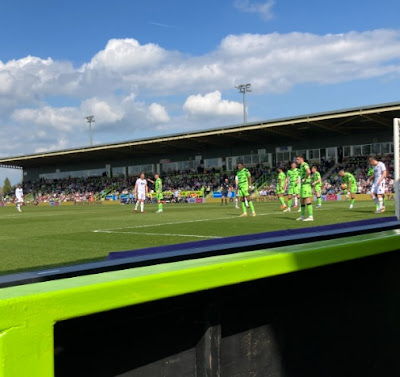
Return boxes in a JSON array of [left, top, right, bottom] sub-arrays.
[[1, 0, 400, 185]]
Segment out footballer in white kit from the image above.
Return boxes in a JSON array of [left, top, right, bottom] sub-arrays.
[[134, 173, 148, 213], [234, 175, 239, 209], [15, 184, 24, 212], [367, 156, 387, 213]]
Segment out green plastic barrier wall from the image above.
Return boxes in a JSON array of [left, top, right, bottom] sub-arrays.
[[0, 229, 399, 376]]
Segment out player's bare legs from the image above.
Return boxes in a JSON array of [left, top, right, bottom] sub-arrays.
[[235, 196, 239, 209], [374, 194, 384, 213], [134, 199, 145, 213]]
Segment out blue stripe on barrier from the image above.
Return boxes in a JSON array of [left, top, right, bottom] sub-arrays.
[[107, 216, 399, 260]]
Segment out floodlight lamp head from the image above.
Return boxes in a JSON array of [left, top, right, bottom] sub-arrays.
[[235, 83, 252, 93]]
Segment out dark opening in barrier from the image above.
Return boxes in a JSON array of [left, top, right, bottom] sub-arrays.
[[55, 249, 400, 377]]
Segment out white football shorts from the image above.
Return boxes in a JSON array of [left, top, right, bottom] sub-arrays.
[[137, 192, 146, 200], [372, 182, 385, 195]]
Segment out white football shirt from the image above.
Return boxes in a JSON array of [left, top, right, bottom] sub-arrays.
[[135, 178, 147, 193], [373, 162, 386, 184], [15, 187, 23, 199]]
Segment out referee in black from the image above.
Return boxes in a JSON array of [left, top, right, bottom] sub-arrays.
[[220, 178, 230, 206]]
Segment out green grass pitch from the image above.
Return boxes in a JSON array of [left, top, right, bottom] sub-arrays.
[[0, 200, 395, 275]]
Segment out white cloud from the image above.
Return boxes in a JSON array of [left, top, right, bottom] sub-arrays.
[[35, 138, 70, 153], [81, 98, 124, 124], [85, 38, 169, 72], [147, 103, 170, 123], [3, 31, 400, 102], [183, 91, 242, 117], [234, 0, 275, 21], [0, 71, 14, 94], [2, 30, 400, 156], [11, 106, 81, 131], [216, 30, 400, 91]]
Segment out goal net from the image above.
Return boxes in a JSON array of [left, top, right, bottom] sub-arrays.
[[394, 118, 400, 220]]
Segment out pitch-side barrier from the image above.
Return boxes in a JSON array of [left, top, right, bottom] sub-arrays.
[[0, 217, 399, 376]]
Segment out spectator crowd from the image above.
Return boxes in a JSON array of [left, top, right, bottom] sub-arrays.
[[1, 155, 395, 203]]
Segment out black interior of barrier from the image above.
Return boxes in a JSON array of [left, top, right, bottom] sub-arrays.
[[55, 250, 400, 377]]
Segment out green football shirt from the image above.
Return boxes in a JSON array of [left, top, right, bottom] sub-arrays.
[[313, 171, 321, 188], [287, 168, 299, 187], [155, 177, 162, 193], [300, 162, 311, 185], [278, 172, 286, 189], [237, 168, 250, 188], [342, 172, 356, 186]]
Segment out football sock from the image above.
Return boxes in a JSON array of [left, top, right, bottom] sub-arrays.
[[241, 201, 247, 213], [317, 197, 322, 206], [294, 197, 298, 206], [350, 199, 355, 206], [378, 197, 383, 210], [307, 203, 313, 217], [301, 205, 306, 217], [249, 201, 255, 213], [158, 203, 163, 210], [279, 197, 285, 206], [288, 199, 292, 207], [140, 202, 144, 212]]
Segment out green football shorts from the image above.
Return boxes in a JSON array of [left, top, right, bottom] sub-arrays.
[[349, 185, 357, 194], [288, 186, 299, 195], [313, 185, 322, 195], [276, 186, 286, 195], [238, 186, 250, 197], [300, 184, 312, 199]]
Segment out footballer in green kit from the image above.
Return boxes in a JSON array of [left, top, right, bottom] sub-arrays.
[[276, 168, 288, 210], [295, 155, 314, 221], [147, 173, 163, 213], [311, 166, 322, 208], [237, 163, 256, 217], [285, 162, 300, 212], [338, 170, 357, 209]]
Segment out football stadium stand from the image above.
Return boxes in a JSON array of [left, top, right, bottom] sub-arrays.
[[0, 102, 400, 376], [0, 102, 399, 203]]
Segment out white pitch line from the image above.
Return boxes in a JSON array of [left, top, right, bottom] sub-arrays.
[[95, 215, 235, 231], [92, 204, 386, 234], [92, 211, 277, 233], [94, 230, 221, 238]]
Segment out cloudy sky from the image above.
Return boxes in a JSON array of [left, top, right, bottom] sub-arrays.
[[1, 0, 400, 184]]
